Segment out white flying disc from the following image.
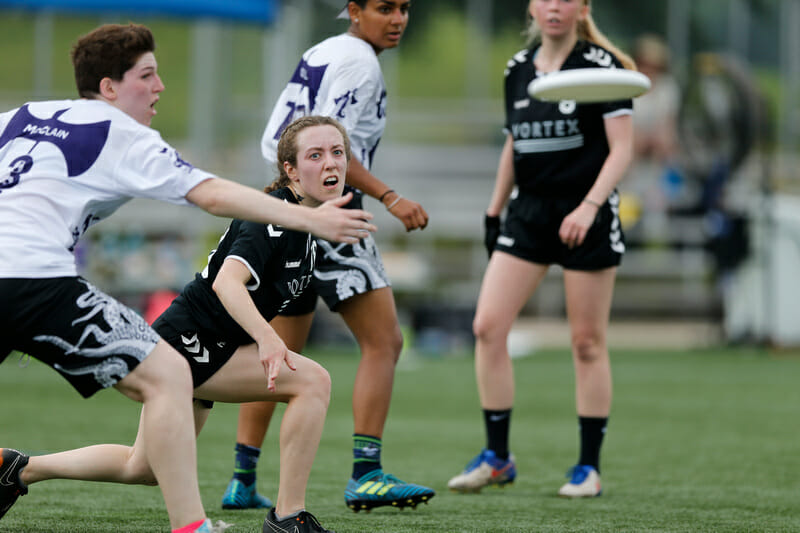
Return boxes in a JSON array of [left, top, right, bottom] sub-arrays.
[[528, 68, 651, 103]]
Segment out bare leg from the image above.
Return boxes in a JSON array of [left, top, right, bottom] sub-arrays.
[[21, 401, 211, 487], [563, 268, 616, 417], [337, 287, 403, 438], [233, 314, 313, 448], [195, 345, 330, 517], [472, 252, 548, 409], [20, 341, 204, 530]]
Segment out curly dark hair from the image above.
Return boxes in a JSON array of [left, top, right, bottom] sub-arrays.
[[71, 23, 155, 98]]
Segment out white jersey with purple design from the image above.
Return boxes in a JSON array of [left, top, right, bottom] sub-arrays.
[[261, 33, 387, 173], [0, 99, 214, 278]]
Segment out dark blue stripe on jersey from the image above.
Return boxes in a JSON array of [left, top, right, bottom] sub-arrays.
[[0, 105, 110, 177]]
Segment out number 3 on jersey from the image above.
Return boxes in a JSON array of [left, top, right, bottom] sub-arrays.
[[1, 155, 32, 193]]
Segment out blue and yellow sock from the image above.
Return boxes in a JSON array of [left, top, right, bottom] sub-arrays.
[[352, 434, 382, 480], [233, 443, 260, 486]]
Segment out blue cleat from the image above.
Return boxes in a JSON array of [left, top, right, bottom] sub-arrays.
[[344, 470, 435, 512], [221, 478, 273, 509]]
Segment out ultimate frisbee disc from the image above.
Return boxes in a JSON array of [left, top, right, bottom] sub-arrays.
[[528, 68, 651, 103]]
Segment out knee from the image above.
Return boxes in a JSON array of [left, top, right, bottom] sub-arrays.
[[124, 452, 157, 486], [305, 362, 331, 408], [571, 333, 606, 364], [137, 470, 158, 487], [385, 325, 403, 363], [472, 313, 503, 344], [361, 325, 403, 365]]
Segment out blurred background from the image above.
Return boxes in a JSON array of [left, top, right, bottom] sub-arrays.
[[1, 0, 798, 353]]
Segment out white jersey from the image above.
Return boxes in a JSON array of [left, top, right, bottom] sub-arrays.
[[0, 99, 214, 278], [261, 33, 387, 174]]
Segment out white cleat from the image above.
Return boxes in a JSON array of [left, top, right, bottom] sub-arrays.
[[557, 465, 602, 498], [447, 449, 516, 493]]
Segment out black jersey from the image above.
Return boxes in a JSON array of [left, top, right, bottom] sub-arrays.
[[504, 40, 632, 198], [170, 188, 316, 346]]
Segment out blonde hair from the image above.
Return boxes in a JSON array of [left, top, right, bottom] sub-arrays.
[[265, 116, 352, 194], [525, 0, 636, 70]]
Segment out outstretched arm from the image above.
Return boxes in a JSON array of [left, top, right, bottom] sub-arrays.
[[346, 156, 429, 232], [186, 178, 376, 244]]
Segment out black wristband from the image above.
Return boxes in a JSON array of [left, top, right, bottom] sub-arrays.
[[378, 189, 395, 203]]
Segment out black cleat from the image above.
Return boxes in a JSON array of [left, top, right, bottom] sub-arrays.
[[263, 508, 334, 533], [0, 448, 29, 520]]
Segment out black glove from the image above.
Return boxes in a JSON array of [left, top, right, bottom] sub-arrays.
[[484, 214, 501, 257]]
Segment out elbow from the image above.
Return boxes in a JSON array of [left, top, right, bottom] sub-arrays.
[[201, 195, 226, 217], [211, 276, 225, 297]]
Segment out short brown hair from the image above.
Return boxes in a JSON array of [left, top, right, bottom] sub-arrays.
[[71, 23, 155, 98], [266, 116, 352, 193]]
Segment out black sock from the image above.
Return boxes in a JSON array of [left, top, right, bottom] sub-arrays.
[[578, 416, 608, 472], [483, 409, 511, 460]]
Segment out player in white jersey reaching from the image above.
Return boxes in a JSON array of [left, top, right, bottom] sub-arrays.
[[220, 0, 435, 514], [0, 23, 373, 533]]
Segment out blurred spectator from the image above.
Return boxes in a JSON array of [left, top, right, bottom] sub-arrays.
[[633, 34, 680, 162], [623, 33, 684, 241]]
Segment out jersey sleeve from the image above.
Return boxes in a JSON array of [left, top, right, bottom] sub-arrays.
[[114, 132, 215, 205], [224, 220, 283, 291], [600, 53, 634, 117]]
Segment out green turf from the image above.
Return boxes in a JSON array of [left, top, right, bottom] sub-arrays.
[[2, 346, 800, 532]]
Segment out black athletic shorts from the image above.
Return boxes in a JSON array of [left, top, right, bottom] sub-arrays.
[[280, 188, 391, 316], [151, 301, 238, 392], [494, 190, 625, 269], [0, 277, 159, 398]]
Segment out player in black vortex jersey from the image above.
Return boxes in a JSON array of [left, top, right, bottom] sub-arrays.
[[448, 0, 636, 500], [10, 116, 350, 533]]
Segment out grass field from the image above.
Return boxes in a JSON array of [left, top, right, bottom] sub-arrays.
[[2, 345, 800, 532]]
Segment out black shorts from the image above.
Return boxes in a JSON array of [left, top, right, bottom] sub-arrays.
[[495, 190, 625, 270], [280, 188, 390, 316], [0, 277, 159, 398], [151, 301, 238, 390]]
